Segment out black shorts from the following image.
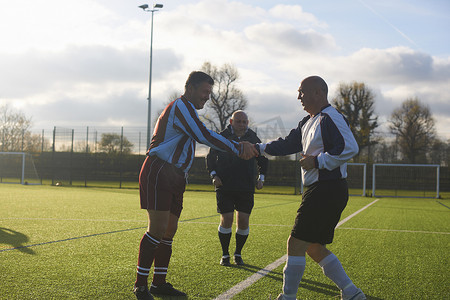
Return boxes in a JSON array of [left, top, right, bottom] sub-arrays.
[[216, 190, 254, 214], [291, 179, 348, 245]]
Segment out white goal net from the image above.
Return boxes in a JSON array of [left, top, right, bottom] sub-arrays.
[[298, 162, 367, 196], [372, 164, 440, 199], [347, 163, 367, 196], [0, 152, 41, 185]]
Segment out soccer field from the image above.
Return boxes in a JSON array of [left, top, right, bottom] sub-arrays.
[[1, 185, 449, 299]]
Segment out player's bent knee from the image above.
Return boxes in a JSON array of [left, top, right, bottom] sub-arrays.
[[287, 235, 309, 256], [306, 244, 331, 263]]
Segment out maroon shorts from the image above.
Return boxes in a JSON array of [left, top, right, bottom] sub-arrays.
[[139, 156, 186, 217]]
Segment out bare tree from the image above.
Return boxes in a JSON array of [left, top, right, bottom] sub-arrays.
[[389, 98, 436, 163], [23, 132, 49, 153], [0, 104, 43, 152], [429, 138, 449, 166], [200, 62, 247, 131], [98, 133, 134, 154], [372, 138, 400, 163], [332, 82, 378, 162]]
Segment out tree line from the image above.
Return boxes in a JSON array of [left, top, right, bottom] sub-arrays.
[[332, 82, 447, 164], [0, 108, 135, 155], [1, 62, 449, 165]]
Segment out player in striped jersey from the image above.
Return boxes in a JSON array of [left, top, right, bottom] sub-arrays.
[[133, 71, 258, 300]]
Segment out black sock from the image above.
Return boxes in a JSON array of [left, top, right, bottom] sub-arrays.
[[218, 231, 232, 256], [235, 233, 248, 255]]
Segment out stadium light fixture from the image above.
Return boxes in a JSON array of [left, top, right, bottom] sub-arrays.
[[139, 3, 164, 149]]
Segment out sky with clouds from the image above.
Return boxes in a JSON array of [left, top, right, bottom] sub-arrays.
[[1, 0, 449, 142]]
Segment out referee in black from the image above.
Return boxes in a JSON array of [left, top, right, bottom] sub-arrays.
[[206, 110, 268, 266]]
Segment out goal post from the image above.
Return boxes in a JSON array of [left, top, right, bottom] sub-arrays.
[[0, 152, 41, 185], [298, 162, 367, 196], [347, 163, 367, 196], [372, 164, 440, 199]]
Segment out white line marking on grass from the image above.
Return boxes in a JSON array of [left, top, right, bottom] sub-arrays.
[[213, 199, 379, 300], [0, 217, 144, 222], [182, 221, 449, 235], [338, 227, 450, 235], [182, 221, 292, 227], [213, 255, 288, 300], [184, 222, 450, 235], [335, 199, 379, 228]]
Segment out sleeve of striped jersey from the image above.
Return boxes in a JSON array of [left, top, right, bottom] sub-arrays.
[[264, 126, 302, 156], [317, 113, 359, 170], [173, 101, 241, 155]]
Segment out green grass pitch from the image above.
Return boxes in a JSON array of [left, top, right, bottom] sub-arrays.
[[1, 184, 449, 299]]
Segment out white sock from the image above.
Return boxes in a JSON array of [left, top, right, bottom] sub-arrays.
[[319, 253, 358, 296], [282, 256, 306, 300], [236, 227, 249, 235], [218, 225, 232, 234]]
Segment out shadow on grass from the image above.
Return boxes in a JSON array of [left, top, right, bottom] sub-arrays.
[[0, 227, 36, 254], [301, 279, 383, 300], [153, 296, 188, 300], [219, 264, 383, 300], [227, 263, 284, 281], [299, 278, 340, 297], [300, 278, 383, 300]]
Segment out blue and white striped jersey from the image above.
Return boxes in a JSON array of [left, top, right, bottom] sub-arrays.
[[260, 104, 359, 186], [147, 96, 241, 173]]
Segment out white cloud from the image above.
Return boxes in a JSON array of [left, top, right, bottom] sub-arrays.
[[0, 44, 182, 97], [1, 0, 449, 141], [1, 0, 126, 52], [245, 23, 336, 54], [348, 47, 435, 81], [173, 0, 266, 29], [269, 4, 326, 27]]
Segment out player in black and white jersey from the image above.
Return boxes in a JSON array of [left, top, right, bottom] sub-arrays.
[[256, 76, 365, 300]]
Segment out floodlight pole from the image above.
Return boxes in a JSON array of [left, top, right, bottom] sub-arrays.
[[139, 3, 163, 150]]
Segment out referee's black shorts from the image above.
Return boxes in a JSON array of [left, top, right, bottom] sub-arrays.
[[216, 190, 254, 214], [291, 179, 348, 245]]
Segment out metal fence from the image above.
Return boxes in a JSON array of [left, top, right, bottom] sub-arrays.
[[28, 116, 290, 156], [23, 120, 292, 188], [12, 123, 447, 194], [36, 126, 149, 155]]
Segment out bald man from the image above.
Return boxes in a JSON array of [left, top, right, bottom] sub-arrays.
[[206, 110, 268, 266], [257, 76, 365, 300]]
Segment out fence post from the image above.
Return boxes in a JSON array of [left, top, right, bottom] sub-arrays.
[[70, 129, 74, 185], [21, 129, 25, 152], [41, 129, 44, 184], [52, 126, 56, 186], [139, 131, 142, 155], [85, 126, 89, 187], [41, 129, 44, 153], [119, 127, 123, 189], [436, 166, 440, 199], [372, 164, 376, 197]]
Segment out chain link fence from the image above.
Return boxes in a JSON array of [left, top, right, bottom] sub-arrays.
[[24, 119, 298, 189], [4, 121, 447, 194]]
